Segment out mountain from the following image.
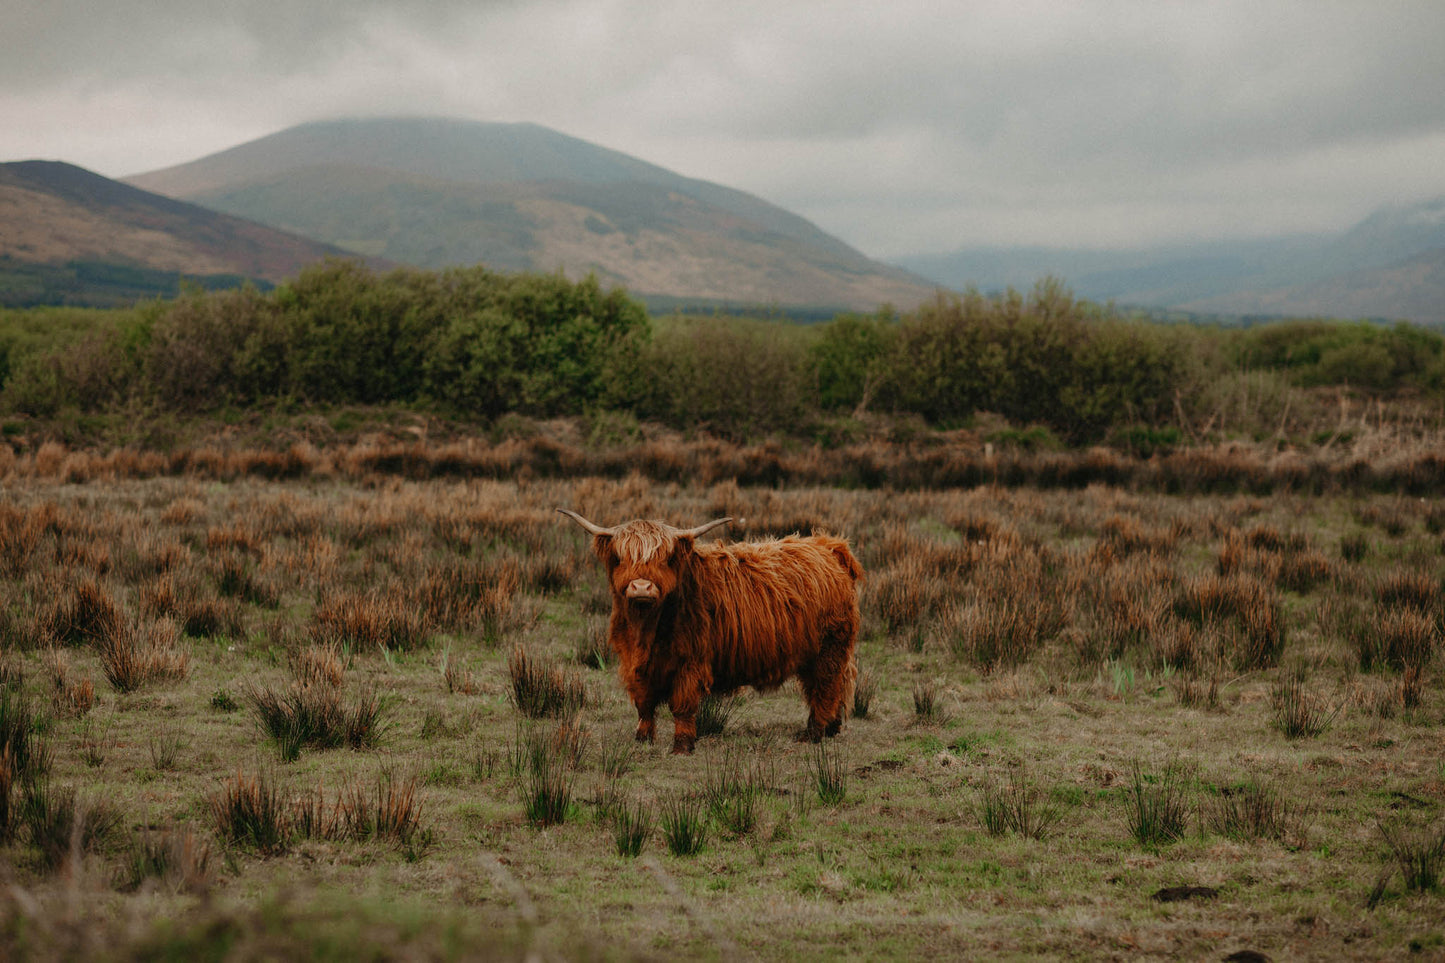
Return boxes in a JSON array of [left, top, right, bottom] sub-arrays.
[[899, 196, 1445, 323], [0, 160, 372, 306], [1179, 246, 1445, 321], [126, 117, 938, 311]]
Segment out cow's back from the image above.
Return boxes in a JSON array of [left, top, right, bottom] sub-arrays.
[[679, 535, 861, 691]]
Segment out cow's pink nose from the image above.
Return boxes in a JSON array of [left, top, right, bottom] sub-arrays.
[[626, 579, 659, 602]]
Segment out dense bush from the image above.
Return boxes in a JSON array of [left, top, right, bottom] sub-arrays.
[[1236, 319, 1445, 393], [2, 262, 1442, 444]]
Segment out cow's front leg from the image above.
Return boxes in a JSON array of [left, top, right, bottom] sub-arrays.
[[620, 660, 658, 743], [668, 664, 711, 755], [634, 696, 658, 743]]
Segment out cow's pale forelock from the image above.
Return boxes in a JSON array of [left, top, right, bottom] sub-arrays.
[[609, 520, 677, 564]]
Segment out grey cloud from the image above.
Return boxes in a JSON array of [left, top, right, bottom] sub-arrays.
[[2, 0, 1443, 255]]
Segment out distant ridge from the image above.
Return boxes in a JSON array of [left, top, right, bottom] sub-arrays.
[[127, 117, 938, 310], [898, 195, 1445, 324], [1, 159, 377, 304]]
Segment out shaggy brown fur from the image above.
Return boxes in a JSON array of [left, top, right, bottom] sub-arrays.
[[560, 511, 863, 754]]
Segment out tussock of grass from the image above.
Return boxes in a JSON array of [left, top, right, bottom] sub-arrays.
[[210, 552, 279, 606], [572, 625, 615, 670], [22, 779, 122, 871], [96, 617, 190, 692], [335, 771, 427, 846], [45, 650, 96, 717], [851, 669, 876, 719], [312, 588, 430, 652], [1206, 779, 1311, 847], [1375, 569, 1440, 613], [979, 767, 1066, 840], [247, 682, 386, 760], [703, 749, 764, 836], [598, 737, 635, 781], [523, 748, 572, 828], [811, 744, 847, 807], [1360, 608, 1438, 672], [1377, 815, 1445, 893], [211, 769, 291, 856], [293, 642, 346, 688], [1125, 760, 1190, 848], [1271, 668, 1341, 739], [1340, 532, 1370, 562], [911, 680, 947, 725], [440, 648, 476, 694], [945, 591, 1070, 671], [0, 688, 48, 788], [49, 577, 124, 647], [696, 693, 741, 738], [508, 647, 587, 719], [148, 727, 184, 771], [612, 798, 651, 858], [660, 795, 707, 856]]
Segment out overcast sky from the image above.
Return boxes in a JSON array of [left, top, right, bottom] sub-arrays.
[[4, 0, 1444, 258]]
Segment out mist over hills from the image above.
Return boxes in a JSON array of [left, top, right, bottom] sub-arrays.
[[899, 196, 1445, 323], [9, 113, 1441, 320], [126, 117, 938, 311]]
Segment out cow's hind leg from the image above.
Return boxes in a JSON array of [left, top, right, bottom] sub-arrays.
[[799, 637, 857, 742], [825, 652, 859, 737], [796, 667, 843, 743]]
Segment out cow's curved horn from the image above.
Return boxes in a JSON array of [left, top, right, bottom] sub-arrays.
[[675, 517, 733, 539], [557, 508, 615, 536]]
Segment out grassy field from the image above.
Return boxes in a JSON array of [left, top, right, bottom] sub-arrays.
[[1, 444, 1443, 961]]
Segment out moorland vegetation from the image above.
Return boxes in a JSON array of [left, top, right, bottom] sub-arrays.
[[0, 261, 1443, 959], [1, 259, 1442, 452]]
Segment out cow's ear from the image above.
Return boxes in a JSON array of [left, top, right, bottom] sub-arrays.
[[593, 534, 616, 564], [670, 534, 696, 564]]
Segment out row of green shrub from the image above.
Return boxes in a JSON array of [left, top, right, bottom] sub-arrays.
[[1, 261, 1442, 444]]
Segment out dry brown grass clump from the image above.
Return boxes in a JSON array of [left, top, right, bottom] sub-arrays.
[[208, 552, 280, 607], [96, 617, 190, 693], [0, 504, 52, 578], [1216, 527, 1338, 595], [1174, 571, 1284, 669], [1081, 554, 1174, 663], [138, 571, 246, 639], [45, 577, 124, 648], [292, 643, 346, 689], [1094, 514, 1180, 558], [1359, 609, 1438, 673], [210, 769, 290, 855], [44, 650, 95, 717], [867, 556, 952, 638], [1374, 568, 1441, 614], [415, 555, 522, 636], [311, 588, 430, 652], [289, 772, 431, 848], [509, 647, 588, 719]]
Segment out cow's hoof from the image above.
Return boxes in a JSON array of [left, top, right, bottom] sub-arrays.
[[670, 740, 695, 755], [795, 728, 824, 744]]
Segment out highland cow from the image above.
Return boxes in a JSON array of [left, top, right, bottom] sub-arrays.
[[558, 510, 863, 754]]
